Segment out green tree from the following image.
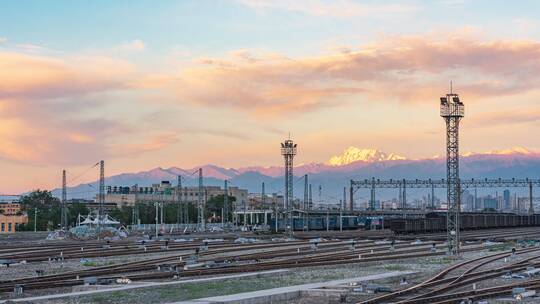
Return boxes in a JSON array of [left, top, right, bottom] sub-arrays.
[[109, 206, 133, 225], [19, 190, 61, 231], [67, 202, 90, 227], [205, 195, 236, 222]]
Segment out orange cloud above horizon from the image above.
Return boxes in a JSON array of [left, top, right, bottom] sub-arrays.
[[0, 51, 135, 99], [0, 51, 167, 166], [136, 35, 540, 117], [1, 32, 540, 169]]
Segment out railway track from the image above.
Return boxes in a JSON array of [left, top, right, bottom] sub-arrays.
[[0, 239, 481, 293], [360, 247, 540, 304], [2, 227, 536, 263], [398, 226, 540, 241], [2, 228, 538, 298]]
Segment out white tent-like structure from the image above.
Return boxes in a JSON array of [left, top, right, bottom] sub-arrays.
[[77, 214, 120, 226]]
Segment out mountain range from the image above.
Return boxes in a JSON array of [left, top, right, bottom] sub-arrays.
[[54, 147, 540, 202]]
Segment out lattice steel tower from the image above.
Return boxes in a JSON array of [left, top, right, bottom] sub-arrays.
[[281, 138, 297, 211], [61, 170, 67, 230], [98, 160, 105, 221], [440, 89, 464, 255], [198, 168, 205, 230]]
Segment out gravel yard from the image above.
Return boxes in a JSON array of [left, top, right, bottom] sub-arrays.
[[20, 252, 479, 304]]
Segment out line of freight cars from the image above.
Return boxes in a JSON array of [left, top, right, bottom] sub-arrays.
[[271, 216, 382, 231], [388, 212, 540, 234]]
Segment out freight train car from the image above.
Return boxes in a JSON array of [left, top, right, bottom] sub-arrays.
[[389, 212, 540, 234], [270, 215, 361, 231]]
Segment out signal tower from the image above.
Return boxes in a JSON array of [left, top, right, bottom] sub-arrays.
[[440, 87, 465, 255], [281, 138, 297, 228]]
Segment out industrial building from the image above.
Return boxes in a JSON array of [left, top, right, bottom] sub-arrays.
[[105, 181, 249, 208]]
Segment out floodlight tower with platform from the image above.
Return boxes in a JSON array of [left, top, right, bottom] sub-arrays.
[[281, 138, 297, 229], [440, 87, 465, 256]]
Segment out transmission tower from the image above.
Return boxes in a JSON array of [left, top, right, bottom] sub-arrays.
[[224, 180, 229, 224], [261, 182, 265, 206], [177, 176, 182, 224], [529, 182, 534, 215], [303, 175, 308, 211], [98, 160, 105, 238], [198, 168, 205, 230], [309, 184, 312, 210], [61, 170, 67, 230], [133, 184, 139, 226], [440, 88, 464, 255], [281, 138, 297, 229]]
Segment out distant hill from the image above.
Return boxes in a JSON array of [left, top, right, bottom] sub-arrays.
[[51, 147, 540, 202]]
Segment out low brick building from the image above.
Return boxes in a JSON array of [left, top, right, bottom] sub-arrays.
[[0, 202, 28, 233]]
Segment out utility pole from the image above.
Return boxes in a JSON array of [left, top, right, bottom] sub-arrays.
[[398, 182, 402, 209], [303, 175, 308, 230], [184, 186, 189, 224], [133, 184, 139, 226], [98, 160, 105, 240], [309, 184, 312, 210], [370, 178, 376, 210], [474, 187, 478, 211], [440, 87, 465, 256], [326, 207, 329, 232], [529, 181, 534, 215], [160, 202, 164, 225], [308, 184, 312, 231], [303, 175, 308, 211], [34, 208, 38, 232], [224, 180, 229, 225], [274, 197, 278, 232], [349, 184, 354, 212], [61, 170, 67, 230], [343, 187, 347, 211], [261, 182, 265, 205], [198, 168, 205, 231], [177, 175, 182, 226], [243, 200, 246, 228], [261, 182, 266, 227], [154, 202, 159, 238], [431, 181, 435, 209], [339, 200, 343, 232], [402, 179, 407, 209]]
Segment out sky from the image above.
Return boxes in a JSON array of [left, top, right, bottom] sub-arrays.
[[1, 0, 540, 193]]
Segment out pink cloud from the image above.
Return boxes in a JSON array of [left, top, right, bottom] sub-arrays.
[[142, 34, 540, 116], [470, 108, 540, 127], [0, 51, 172, 166], [0, 51, 134, 99]]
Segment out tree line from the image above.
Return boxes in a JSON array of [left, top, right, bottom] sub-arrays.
[[17, 190, 236, 231]]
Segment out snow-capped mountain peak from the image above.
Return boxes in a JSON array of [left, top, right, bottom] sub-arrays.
[[462, 147, 536, 157], [327, 147, 407, 166]]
